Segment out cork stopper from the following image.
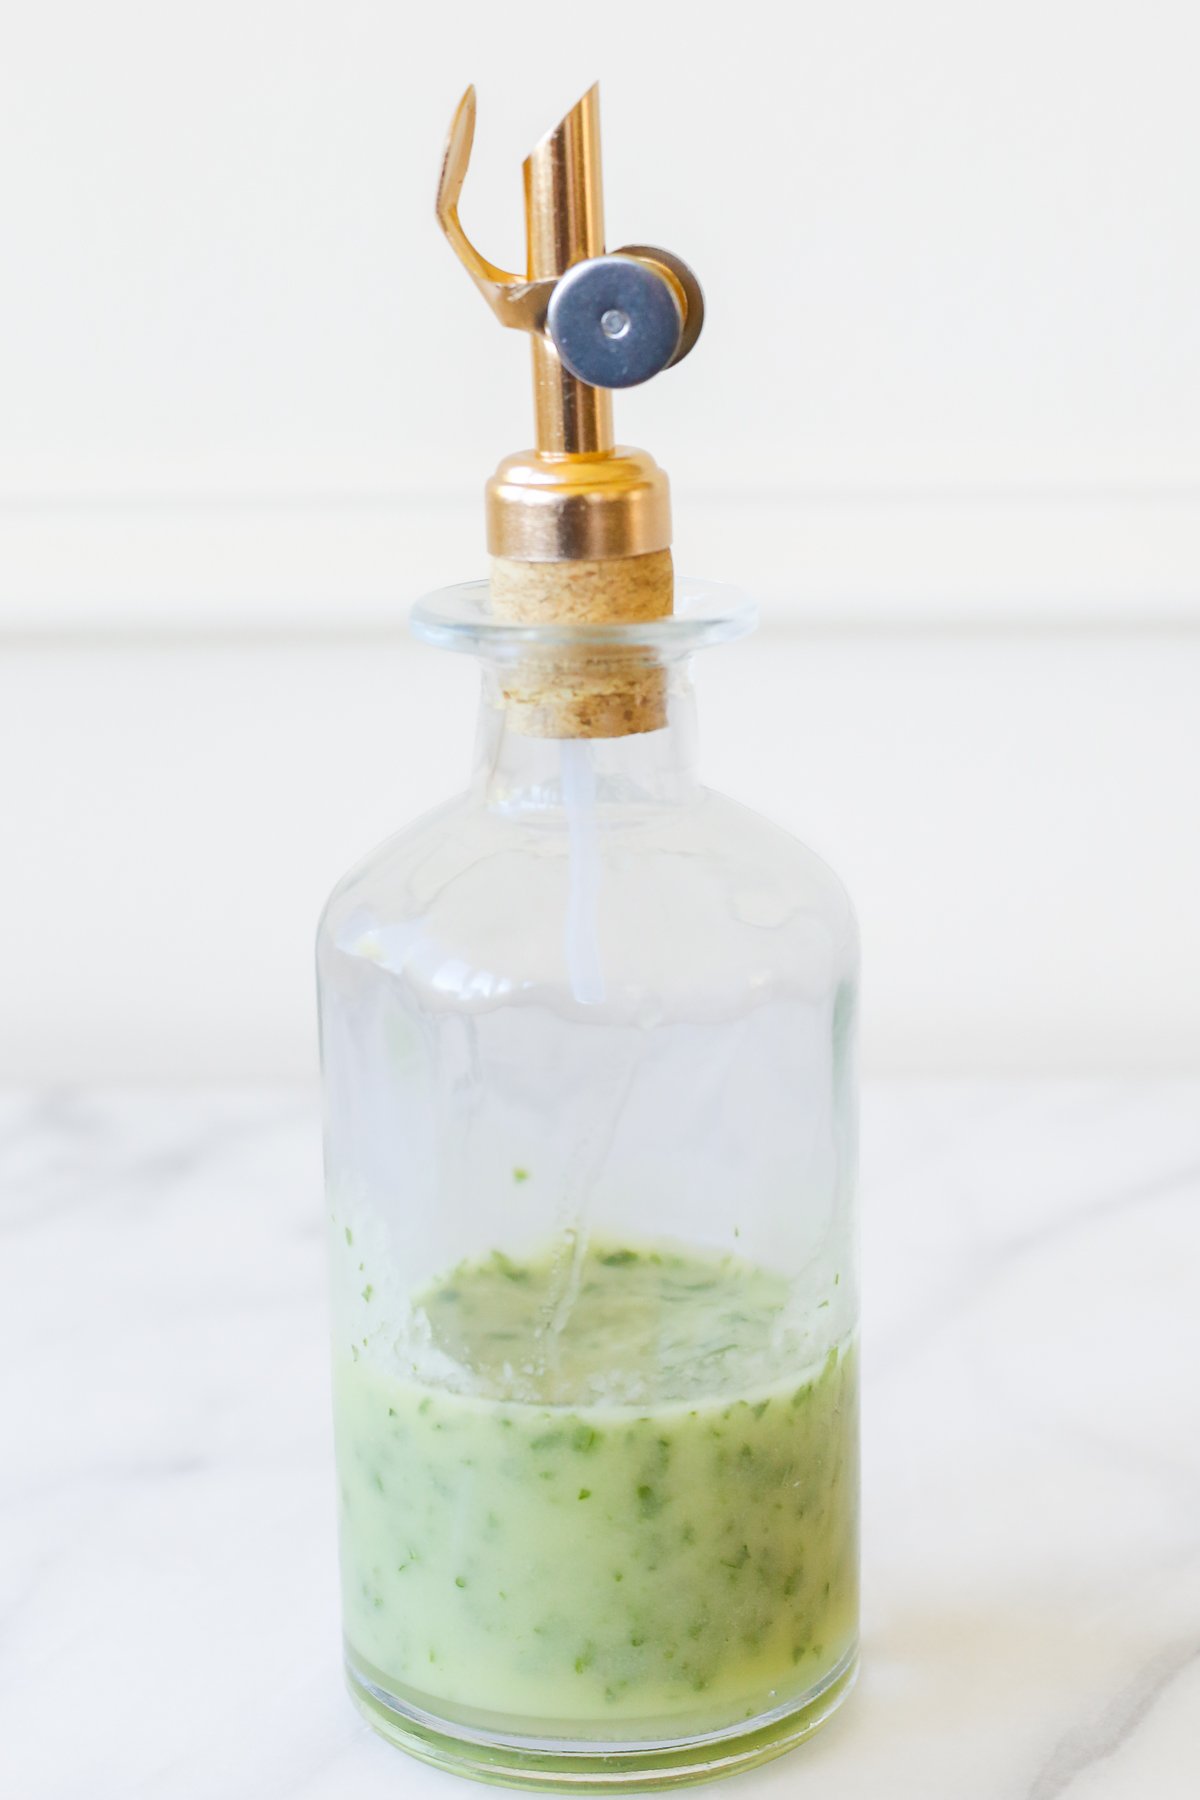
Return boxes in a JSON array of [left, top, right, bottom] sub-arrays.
[[490, 549, 673, 737]]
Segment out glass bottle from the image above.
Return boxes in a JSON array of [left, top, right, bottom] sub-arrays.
[[317, 86, 860, 1790]]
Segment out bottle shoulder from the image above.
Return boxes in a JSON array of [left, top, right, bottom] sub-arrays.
[[693, 784, 858, 946], [317, 790, 475, 942], [317, 782, 857, 1004], [321, 785, 853, 924]]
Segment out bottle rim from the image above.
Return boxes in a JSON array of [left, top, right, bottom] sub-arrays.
[[410, 576, 757, 661]]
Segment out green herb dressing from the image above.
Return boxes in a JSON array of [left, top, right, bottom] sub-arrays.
[[333, 1240, 857, 1731]]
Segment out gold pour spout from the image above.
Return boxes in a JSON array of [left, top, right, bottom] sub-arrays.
[[523, 84, 612, 456], [436, 84, 703, 534], [434, 84, 705, 735]]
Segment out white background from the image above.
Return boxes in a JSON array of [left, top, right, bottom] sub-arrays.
[[3, 0, 1198, 1079]]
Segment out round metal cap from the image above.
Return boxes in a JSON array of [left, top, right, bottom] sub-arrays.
[[486, 445, 671, 561], [547, 255, 684, 390]]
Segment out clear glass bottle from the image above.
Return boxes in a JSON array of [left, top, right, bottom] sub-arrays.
[[318, 581, 860, 1788]]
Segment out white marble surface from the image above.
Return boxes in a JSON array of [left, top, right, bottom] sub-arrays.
[[3, 1082, 1199, 1798]]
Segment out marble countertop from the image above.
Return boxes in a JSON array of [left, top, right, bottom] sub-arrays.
[[4, 1081, 1199, 1799]]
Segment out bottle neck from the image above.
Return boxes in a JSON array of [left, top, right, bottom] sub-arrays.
[[473, 658, 700, 813]]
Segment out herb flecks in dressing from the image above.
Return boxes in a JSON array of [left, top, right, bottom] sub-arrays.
[[334, 1240, 857, 1728]]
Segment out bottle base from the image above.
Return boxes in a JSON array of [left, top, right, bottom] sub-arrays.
[[345, 1644, 859, 1791]]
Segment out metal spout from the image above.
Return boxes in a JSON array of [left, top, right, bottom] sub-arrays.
[[435, 83, 703, 564], [523, 86, 612, 456]]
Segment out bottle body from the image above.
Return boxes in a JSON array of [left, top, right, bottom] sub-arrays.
[[318, 639, 859, 1785]]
